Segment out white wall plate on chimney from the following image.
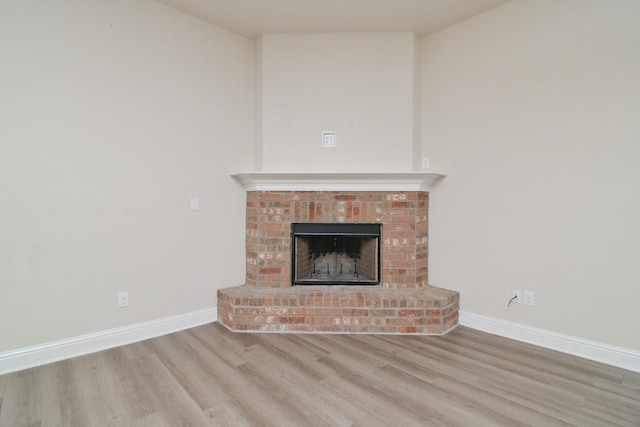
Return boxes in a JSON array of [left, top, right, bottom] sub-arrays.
[[321, 131, 337, 147]]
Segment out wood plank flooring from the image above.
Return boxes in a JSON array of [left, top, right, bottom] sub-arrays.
[[1, 324, 639, 426]]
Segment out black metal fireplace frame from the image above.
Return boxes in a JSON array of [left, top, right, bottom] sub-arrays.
[[291, 223, 382, 286]]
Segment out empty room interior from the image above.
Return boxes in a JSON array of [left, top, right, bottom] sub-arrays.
[[1, 0, 639, 425]]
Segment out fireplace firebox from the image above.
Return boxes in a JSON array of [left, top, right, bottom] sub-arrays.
[[291, 223, 381, 286]]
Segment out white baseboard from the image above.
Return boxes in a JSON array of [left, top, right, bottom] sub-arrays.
[[0, 308, 218, 375], [4, 309, 637, 375], [459, 311, 640, 373]]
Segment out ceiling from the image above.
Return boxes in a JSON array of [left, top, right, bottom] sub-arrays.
[[154, 0, 511, 38]]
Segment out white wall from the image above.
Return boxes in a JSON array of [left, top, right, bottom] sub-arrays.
[[258, 33, 419, 172], [4, 0, 638, 360], [0, 0, 254, 352], [423, 0, 640, 350]]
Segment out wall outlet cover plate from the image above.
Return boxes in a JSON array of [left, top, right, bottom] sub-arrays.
[[322, 131, 337, 147]]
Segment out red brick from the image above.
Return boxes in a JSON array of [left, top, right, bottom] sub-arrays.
[[370, 308, 396, 317], [236, 323, 261, 331], [287, 307, 315, 316], [258, 193, 286, 202], [315, 308, 343, 316], [398, 309, 425, 316], [343, 308, 370, 316], [279, 316, 306, 324], [396, 326, 419, 333], [219, 189, 459, 335]]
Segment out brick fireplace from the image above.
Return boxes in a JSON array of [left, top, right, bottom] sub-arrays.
[[217, 173, 459, 334]]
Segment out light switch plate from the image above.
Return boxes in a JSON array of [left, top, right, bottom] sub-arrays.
[[190, 197, 200, 211]]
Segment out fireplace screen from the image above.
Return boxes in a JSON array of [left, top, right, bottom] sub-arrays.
[[292, 223, 381, 286]]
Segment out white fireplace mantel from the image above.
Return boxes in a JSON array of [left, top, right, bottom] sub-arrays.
[[231, 172, 445, 192]]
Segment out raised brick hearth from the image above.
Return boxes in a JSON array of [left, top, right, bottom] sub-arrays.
[[218, 188, 459, 334]]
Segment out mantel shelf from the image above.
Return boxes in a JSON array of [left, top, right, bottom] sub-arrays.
[[231, 172, 446, 192]]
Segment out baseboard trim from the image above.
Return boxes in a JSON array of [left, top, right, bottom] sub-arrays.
[[4, 309, 637, 375], [459, 311, 640, 373], [0, 308, 218, 375]]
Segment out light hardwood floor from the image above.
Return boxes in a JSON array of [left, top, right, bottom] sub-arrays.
[[1, 324, 639, 426]]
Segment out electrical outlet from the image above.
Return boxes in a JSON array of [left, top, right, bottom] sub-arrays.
[[511, 289, 521, 304], [118, 291, 129, 308], [421, 157, 430, 170], [523, 291, 535, 307]]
